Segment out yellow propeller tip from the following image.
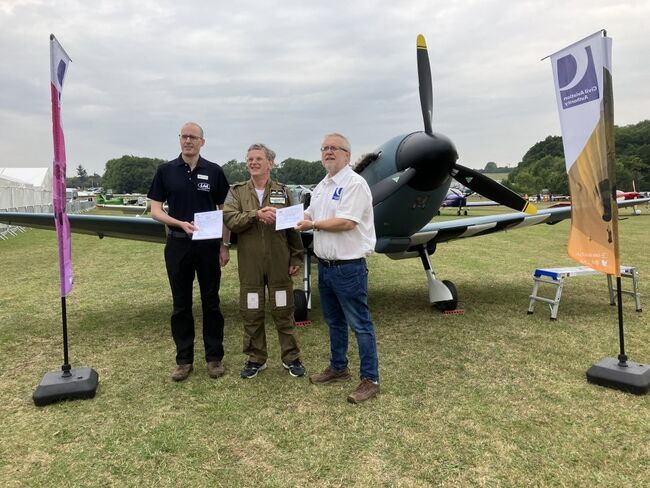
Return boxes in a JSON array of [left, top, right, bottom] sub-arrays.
[[523, 202, 538, 215], [417, 34, 427, 49]]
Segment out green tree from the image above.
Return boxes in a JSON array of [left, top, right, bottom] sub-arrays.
[[102, 155, 165, 193], [221, 160, 249, 184], [273, 158, 325, 184], [484, 162, 497, 171]]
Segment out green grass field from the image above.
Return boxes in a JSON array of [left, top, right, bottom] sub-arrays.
[[1, 210, 649, 487]]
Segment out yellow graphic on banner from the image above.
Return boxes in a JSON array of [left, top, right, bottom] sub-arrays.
[[567, 115, 619, 276]]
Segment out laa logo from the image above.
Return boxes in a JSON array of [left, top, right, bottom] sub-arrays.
[[197, 182, 210, 191]]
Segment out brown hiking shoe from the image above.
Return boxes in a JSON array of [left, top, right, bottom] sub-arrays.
[[171, 363, 193, 382], [347, 379, 379, 404], [207, 361, 225, 378], [309, 366, 352, 384]]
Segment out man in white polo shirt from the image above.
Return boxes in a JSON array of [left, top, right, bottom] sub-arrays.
[[296, 132, 379, 403]]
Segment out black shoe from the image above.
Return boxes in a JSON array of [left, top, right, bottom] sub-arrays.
[[240, 361, 267, 379], [282, 359, 306, 377]]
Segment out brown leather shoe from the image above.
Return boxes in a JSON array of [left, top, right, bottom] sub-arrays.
[[347, 378, 379, 404], [309, 366, 352, 384], [207, 361, 225, 378], [171, 363, 193, 382]]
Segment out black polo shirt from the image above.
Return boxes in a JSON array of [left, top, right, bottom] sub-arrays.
[[148, 154, 230, 231]]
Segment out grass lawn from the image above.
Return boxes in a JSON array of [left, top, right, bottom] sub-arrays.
[[1, 210, 649, 487]]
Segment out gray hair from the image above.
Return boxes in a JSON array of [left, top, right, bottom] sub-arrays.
[[323, 133, 351, 153], [247, 143, 276, 161]]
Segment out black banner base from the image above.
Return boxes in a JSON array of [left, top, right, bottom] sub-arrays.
[[586, 357, 650, 395], [33, 367, 99, 406]]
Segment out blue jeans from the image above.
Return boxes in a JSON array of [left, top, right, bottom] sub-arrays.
[[318, 259, 379, 382]]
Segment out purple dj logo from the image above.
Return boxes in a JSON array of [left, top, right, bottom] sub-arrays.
[[556, 45, 599, 109]]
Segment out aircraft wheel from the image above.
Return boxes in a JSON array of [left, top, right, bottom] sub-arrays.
[[294, 290, 308, 322], [434, 280, 458, 311], [463, 210, 468, 216]]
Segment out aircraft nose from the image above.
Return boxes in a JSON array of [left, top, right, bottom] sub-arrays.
[[395, 132, 457, 191]]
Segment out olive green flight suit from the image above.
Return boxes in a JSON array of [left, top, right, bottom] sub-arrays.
[[223, 179, 304, 364]]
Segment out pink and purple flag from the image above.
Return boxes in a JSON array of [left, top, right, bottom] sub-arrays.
[[50, 35, 73, 296]]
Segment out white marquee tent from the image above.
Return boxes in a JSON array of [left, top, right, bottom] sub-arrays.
[[0, 168, 52, 239], [0, 167, 52, 212]]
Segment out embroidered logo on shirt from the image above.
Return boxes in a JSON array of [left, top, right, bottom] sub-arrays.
[[269, 189, 287, 205], [332, 187, 343, 201], [197, 182, 210, 191], [197, 174, 209, 180]]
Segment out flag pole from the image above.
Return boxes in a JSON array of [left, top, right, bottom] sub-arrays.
[[615, 277, 627, 366], [32, 34, 98, 406], [61, 296, 71, 376]]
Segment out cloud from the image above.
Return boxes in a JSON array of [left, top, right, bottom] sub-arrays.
[[0, 0, 648, 175]]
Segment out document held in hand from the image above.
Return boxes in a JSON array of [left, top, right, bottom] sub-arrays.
[[192, 210, 223, 240], [275, 204, 304, 231]]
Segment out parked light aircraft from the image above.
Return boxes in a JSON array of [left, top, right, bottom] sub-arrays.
[[440, 188, 500, 215], [1, 34, 648, 320]]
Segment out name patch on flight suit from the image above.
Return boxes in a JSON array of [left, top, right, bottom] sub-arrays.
[[269, 189, 287, 205]]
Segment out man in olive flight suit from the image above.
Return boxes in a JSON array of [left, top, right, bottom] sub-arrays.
[[223, 143, 305, 379]]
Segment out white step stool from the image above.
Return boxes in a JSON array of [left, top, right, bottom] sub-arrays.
[[527, 265, 641, 320]]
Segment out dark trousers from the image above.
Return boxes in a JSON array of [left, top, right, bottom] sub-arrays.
[[164, 236, 225, 364]]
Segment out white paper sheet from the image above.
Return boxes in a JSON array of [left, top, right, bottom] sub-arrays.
[[191, 210, 223, 240], [275, 204, 304, 231]]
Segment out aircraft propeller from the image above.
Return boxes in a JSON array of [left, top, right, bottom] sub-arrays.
[[370, 34, 536, 216]]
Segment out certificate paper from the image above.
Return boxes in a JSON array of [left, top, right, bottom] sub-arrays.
[[275, 204, 304, 231], [192, 210, 223, 240]]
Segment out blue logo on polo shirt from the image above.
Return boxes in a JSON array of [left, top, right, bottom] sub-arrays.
[[332, 187, 343, 200]]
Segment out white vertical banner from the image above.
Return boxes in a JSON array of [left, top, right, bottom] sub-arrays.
[[549, 31, 619, 276]]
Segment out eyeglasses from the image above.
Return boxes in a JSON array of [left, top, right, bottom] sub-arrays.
[[179, 134, 202, 141], [320, 145, 349, 153]]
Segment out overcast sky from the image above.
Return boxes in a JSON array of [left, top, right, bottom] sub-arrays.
[[1, 0, 648, 177]]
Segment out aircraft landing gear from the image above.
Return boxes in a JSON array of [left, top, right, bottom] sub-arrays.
[[293, 251, 312, 323], [434, 280, 458, 311], [294, 289, 308, 322], [417, 244, 459, 310]]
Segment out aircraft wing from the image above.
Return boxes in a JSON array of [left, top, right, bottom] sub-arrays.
[[1, 197, 648, 251], [0, 212, 167, 243], [386, 197, 650, 260], [464, 200, 500, 207]]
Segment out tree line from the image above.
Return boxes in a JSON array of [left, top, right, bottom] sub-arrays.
[[503, 120, 650, 195], [67, 119, 650, 195], [69, 156, 326, 193]]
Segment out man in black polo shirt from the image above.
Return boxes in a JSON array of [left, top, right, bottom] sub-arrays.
[[148, 122, 231, 381]]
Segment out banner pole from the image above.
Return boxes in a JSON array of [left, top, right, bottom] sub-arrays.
[[60, 296, 71, 376], [615, 276, 627, 366]]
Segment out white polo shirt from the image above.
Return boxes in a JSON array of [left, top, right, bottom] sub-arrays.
[[305, 165, 376, 260]]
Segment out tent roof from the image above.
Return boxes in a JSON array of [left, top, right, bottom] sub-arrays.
[[0, 168, 51, 187]]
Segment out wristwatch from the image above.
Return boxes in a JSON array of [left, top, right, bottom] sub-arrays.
[[222, 241, 231, 248]]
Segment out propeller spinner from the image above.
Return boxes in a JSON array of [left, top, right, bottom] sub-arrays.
[[370, 34, 536, 216]]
